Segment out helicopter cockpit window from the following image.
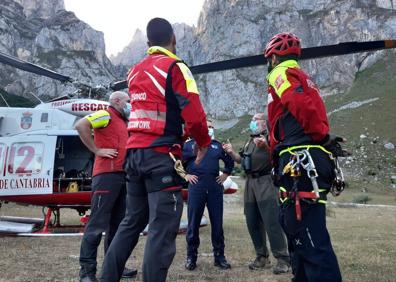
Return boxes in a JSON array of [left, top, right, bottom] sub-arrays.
[[40, 113, 48, 123], [7, 142, 44, 174]]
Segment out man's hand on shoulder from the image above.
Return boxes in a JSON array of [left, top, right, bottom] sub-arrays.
[[95, 148, 118, 158]]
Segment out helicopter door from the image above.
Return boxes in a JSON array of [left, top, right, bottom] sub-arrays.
[[0, 135, 56, 196]]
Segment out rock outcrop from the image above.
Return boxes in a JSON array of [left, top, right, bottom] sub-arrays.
[[0, 0, 117, 102]]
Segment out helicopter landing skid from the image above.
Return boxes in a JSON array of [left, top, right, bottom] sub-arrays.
[[33, 207, 88, 234]]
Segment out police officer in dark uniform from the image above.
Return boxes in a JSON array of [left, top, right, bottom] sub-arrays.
[[183, 120, 234, 271]]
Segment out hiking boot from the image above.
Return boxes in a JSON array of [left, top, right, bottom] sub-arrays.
[[273, 259, 290, 274], [79, 266, 97, 282], [121, 267, 138, 278], [185, 257, 197, 271], [248, 255, 270, 270], [214, 257, 231, 270]]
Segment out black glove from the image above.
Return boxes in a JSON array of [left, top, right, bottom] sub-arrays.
[[321, 134, 350, 157]]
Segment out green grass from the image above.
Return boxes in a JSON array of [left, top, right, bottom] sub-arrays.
[[1, 200, 396, 281], [215, 115, 252, 150]]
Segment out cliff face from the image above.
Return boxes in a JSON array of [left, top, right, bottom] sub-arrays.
[[13, 0, 64, 19], [111, 0, 396, 119], [0, 0, 117, 101]]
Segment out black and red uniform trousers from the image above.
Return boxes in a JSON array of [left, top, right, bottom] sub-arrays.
[[276, 146, 342, 282], [79, 172, 126, 277], [100, 148, 183, 282]]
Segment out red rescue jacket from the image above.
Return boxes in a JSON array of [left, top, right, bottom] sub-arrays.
[[126, 46, 210, 149], [92, 106, 128, 176], [266, 60, 329, 153]]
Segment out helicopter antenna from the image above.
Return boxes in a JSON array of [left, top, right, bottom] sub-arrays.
[[27, 91, 44, 104], [0, 92, 10, 107]]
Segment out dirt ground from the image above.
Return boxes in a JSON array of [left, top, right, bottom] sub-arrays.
[[1, 185, 396, 282]]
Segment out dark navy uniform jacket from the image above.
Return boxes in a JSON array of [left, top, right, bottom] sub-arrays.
[[183, 139, 234, 176]]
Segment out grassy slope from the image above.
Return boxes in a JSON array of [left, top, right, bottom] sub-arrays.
[[324, 51, 396, 143], [324, 51, 396, 194]]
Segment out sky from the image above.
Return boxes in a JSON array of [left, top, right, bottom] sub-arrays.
[[64, 0, 206, 57]]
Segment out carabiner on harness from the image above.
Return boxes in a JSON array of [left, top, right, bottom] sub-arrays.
[[299, 150, 320, 198], [331, 158, 345, 196]]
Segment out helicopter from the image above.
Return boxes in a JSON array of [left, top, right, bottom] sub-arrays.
[[0, 39, 394, 235]]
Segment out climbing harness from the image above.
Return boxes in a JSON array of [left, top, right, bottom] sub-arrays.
[[280, 146, 345, 221]]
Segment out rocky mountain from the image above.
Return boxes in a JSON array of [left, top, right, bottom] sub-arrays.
[[112, 0, 396, 119], [0, 0, 117, 102], [1, 0, 395, 116]]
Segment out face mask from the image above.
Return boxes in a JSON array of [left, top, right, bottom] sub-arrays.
[[249, 120, 258, 134], [122, 103, 131, 119], [250, 120, 264, 135], [208, 128, 215, 139]]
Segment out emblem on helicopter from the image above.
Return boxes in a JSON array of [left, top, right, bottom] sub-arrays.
[[20, 111, 33, 130]]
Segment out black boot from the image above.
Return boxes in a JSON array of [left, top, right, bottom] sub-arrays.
[[214, 257, 231, 270], [122, 267, 138, 278], [79, 265, 98, 282], [185, 257, 197, 271]]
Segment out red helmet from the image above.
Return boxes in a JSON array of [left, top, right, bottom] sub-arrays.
[[264, 32, 301, 58]]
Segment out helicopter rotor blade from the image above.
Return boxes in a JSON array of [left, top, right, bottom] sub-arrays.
[[0, 51, 73, 83], [110, 39, 396, 90], [0, 51, 111, 99], [190, 40, 396, 74]]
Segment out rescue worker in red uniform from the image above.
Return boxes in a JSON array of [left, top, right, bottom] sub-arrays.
[[100, 18, 210, 282], [75, 91, 137, 282], [264, 32, 344, 282]]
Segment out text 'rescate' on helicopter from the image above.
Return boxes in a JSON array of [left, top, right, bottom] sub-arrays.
[[0, 39, 395, 235]]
